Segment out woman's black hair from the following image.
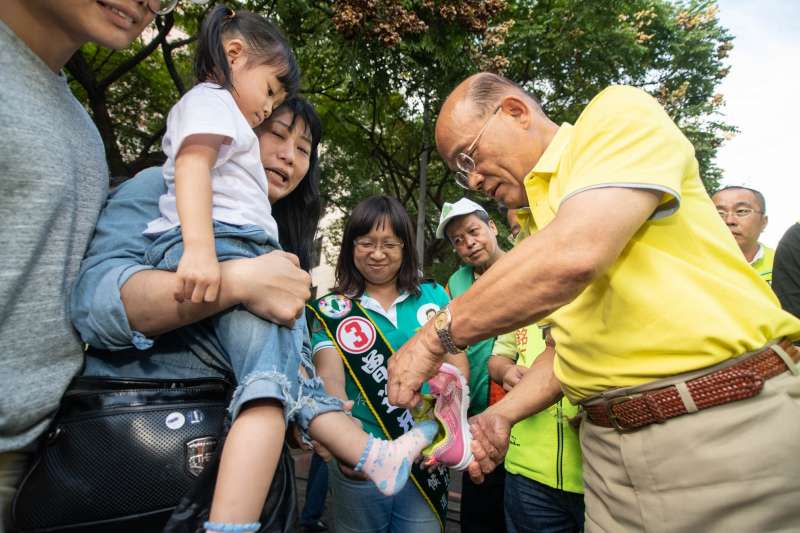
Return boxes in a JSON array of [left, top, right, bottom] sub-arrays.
[[261, 97, 323, 272], [194, 4, 300, 98], [334, 196, 422, 298]]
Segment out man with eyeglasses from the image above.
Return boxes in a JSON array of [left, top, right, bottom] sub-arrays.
[[712, 186, 773, 283], [436, 198, 507, 533], [386, 72, 800, 532]]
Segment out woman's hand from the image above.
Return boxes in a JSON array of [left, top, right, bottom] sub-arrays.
[[123, 250, 310, 335], [227, 251, 311, 326]]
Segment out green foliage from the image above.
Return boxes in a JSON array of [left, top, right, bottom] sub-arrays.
[[499, 0, 734, 189], [66, 0, 735, 284]]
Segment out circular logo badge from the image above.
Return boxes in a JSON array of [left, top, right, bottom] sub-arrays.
[[416, 303, 440, 326], [166, 411, 186, 430], [319, 294, 352, 319], [336, 316, 377, 354]]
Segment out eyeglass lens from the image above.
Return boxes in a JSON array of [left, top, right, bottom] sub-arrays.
[[717, 208, 756, 218]]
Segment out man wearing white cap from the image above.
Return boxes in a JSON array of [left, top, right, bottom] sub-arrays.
[[437, 198, 506, 533]]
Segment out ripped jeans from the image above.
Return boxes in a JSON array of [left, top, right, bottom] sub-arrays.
[[144, 221, 342, 437]]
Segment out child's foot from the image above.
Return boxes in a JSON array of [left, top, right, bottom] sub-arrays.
[[421, 363, 473, 471], [356, 420, 438, 496]]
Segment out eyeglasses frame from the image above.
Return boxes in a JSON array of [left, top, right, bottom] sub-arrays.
[[716, 207, 763, 219], [353, 239, 405, 253], [454, 105, 502, 189]]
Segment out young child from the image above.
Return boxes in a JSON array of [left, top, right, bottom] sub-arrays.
[[143, 7, 438, 533]]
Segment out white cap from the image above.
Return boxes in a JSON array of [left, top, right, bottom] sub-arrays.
[[436, 198, 488, 239]]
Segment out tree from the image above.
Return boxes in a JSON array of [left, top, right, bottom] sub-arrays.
[[65, 0, 735, 283], [499, 0, 734, 189]]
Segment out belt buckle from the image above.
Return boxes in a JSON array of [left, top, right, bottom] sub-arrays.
[[605, 395, 636, 432]]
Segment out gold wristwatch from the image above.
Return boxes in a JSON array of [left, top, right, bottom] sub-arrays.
[[432, 307, 467, 354]]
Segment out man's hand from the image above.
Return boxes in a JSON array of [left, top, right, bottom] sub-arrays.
[[227, 251, 311, 326], [466, 407, 512, 484], [175, 245, 221, 303], [387, 321, 447, 408], [502, 364, 527, 392]]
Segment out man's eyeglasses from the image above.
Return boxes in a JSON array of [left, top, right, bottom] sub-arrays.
[[146, 0, 209, 16], [354, 239, 405, 253], [716, 208, 762, 219], [454, 105, 501, 189]]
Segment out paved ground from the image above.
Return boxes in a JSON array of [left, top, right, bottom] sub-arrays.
[[293, 450, 462, 532]]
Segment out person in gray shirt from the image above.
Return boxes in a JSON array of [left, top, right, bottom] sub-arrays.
[[0, 1, 156, 529]]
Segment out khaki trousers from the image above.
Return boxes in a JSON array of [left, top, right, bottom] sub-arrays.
[[580, 370, 800, 533], [0, 452, 28, 533]]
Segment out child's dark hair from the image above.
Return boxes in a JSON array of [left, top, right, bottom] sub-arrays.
[[262, 97, 323, 272], [195, 4, 300, 98]]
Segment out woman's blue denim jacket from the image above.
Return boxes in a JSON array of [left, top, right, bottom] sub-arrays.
[[70, 167, 221, 379]]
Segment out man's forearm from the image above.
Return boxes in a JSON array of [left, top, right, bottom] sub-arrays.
[[121, 264, 240, 336], [449, 222, 592, 346], [487, 348, 562, 424], [448, 187, 661, 347]]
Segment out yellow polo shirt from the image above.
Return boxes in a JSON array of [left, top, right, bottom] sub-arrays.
[[523, 85, 800, 402]]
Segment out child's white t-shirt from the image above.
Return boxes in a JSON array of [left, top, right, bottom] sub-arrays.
[[144, 82, 279, 241]]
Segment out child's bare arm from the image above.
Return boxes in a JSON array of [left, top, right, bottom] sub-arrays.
[[174, 133, 225, 303]]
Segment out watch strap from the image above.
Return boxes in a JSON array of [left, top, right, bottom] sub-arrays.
[[436, 308, 467, 354]]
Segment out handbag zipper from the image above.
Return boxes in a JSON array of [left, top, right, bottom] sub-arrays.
[[64, 382, 227, 397]]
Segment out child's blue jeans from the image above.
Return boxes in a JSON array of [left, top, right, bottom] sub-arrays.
[[144, 221, 342, 436]]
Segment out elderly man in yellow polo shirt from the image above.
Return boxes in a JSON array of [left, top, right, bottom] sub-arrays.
[[712, 185, 774, 283], [386, 72, 800, 532]]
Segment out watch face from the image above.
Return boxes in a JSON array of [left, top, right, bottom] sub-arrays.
[[433, 310, 448, 330]]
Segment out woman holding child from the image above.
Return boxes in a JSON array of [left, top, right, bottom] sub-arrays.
[[73, 8, 445, 533]]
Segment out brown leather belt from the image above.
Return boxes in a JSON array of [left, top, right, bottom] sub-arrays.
[[584, 340, 800, 432]]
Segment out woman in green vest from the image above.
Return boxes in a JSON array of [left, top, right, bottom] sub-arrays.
[[310, 196, 469, 533]]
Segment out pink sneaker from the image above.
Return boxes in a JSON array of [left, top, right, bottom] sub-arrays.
[[421, 363, 473, 471]]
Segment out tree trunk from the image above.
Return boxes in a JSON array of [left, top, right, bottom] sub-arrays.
[[415, 99, 430, 265], [67, 51, 127, 179]]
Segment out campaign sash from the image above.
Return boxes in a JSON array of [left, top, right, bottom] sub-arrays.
[[307, 293, 448, 531]]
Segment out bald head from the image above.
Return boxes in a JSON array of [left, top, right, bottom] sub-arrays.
[[435, 73, 539, 159], [434, 73, 556, 209], [466, 73, 541, 120]]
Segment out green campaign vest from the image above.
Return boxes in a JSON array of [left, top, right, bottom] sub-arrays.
[[752, 244, 775, 284], [504, 325, 583, 494], [446, 265, 494, 415]]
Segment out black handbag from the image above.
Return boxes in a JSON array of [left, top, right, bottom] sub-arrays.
[[10, 375, 231, 532], [10, 332, 298, 533], [163, 437, 297, 533]]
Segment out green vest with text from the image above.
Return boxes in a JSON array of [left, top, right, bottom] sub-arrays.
[[446, 265, 494, 416]]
